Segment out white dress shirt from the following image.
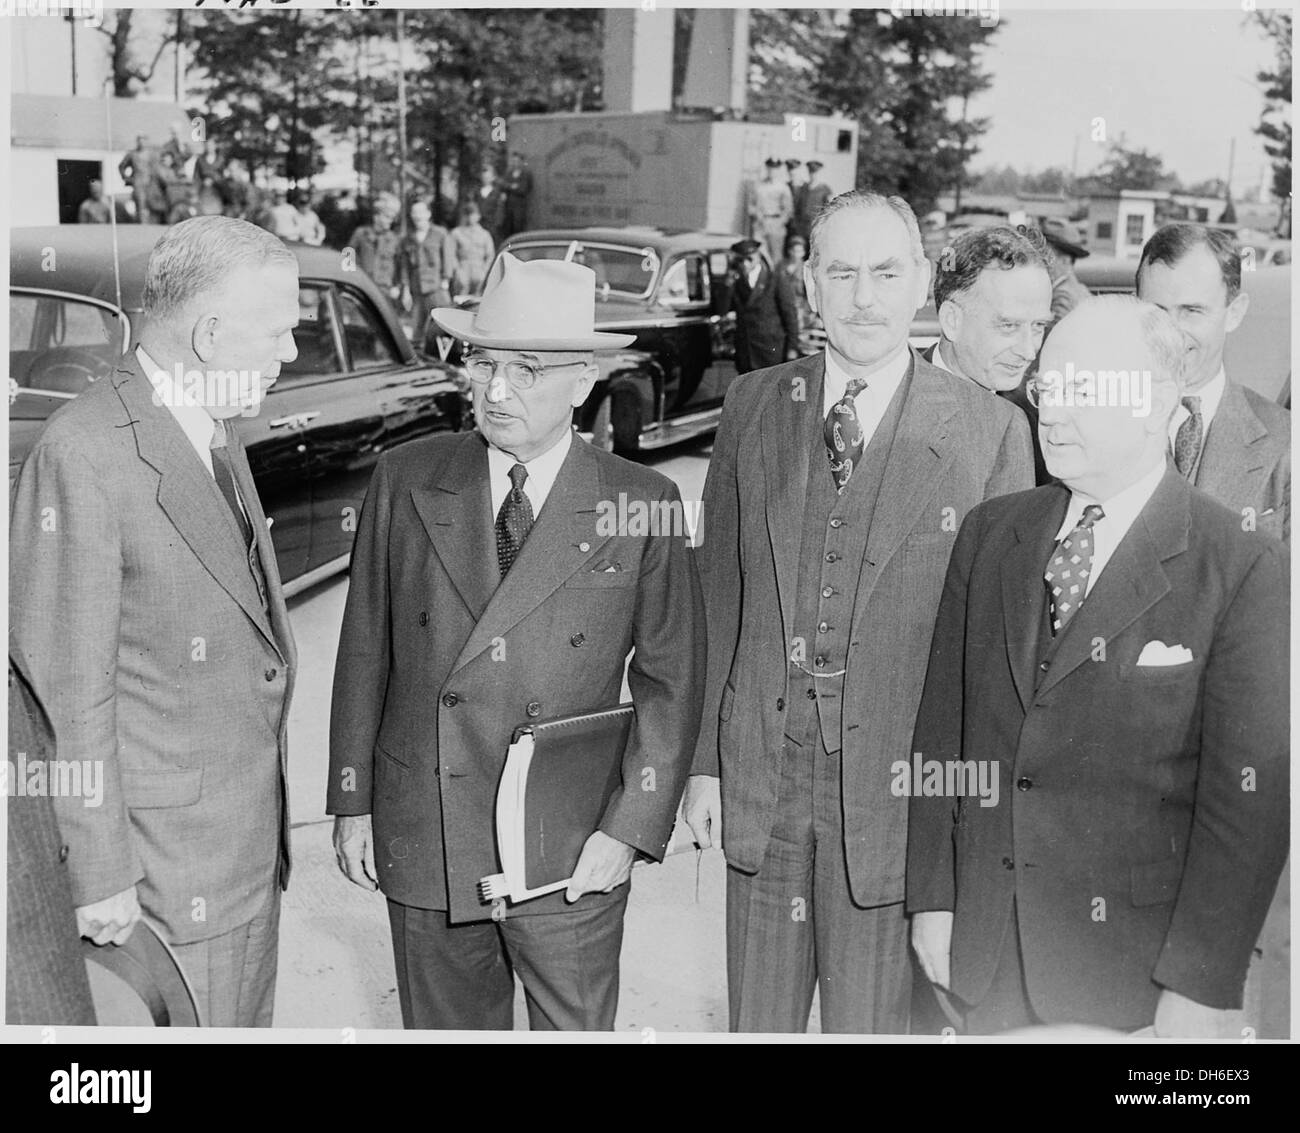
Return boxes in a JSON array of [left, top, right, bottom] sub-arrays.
[[1053, 457, 1167, 598], [138, 346, 216, 477], [487, 427, 572, 519], [821, 344, 911, 449], [1167, 366, 1226, 452]]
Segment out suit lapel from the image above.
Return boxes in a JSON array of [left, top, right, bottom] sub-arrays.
[[1001, 485, 1069, 711], [760, 355, 822, 638], [451, 435, 613, 673], [410, 431, 497, 621], [1034, 470, 1188, 700], [113, 360, 279, 655], [1196, 380, 1269, 496], [858, 356, 960, 604]]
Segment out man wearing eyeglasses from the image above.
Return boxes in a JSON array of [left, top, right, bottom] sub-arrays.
[[327, 253, 705, 1031], [907, 296, 1288, 1036]]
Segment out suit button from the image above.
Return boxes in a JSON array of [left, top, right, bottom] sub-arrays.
[[442, 692, 459, 708], [829, 518, 843, 529], [815, 655, 826, 668], [1017, 777, 1033, 791], [58, 844, 69, 864], [1039, 661, 1049, 672], [419, 612, 429, 627], [1002, 857, 1014, 870], [806, 688, 817, 701], [824, 552, 838, 563], [776, 697, 785, 711], [264, 668, 277, 681], [818, 621, 829, 633], [570, 633, 585, 647], [526, 701, 542, 718], [821, 587, 834, 599]]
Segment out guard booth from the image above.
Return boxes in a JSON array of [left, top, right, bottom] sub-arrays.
[[506, 109, 859, 235], [10, 93, 191, 226]]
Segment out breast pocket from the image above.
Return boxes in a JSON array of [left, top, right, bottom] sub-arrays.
[[1123, 660, 1202, 686]]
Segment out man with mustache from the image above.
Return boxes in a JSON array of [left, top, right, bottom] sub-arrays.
[[684, 191, 1034, 1033]]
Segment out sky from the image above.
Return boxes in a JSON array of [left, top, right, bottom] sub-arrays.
[[966, 5, 1281, 191]]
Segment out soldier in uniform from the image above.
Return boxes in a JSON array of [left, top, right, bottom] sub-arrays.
[[793, 160, 834, 245], [747, 158, 794, 264]]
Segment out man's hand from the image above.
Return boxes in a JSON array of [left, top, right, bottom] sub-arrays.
[[76, 886, 142, 946], [911, 910, 954, 990], [1154, 989, 1241, 1039], [682, 774, 722, 849], [565, 831, 636, 903], [333, 814, 379, 892]]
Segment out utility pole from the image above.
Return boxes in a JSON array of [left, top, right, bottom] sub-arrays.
[[65, 13, 77, 96], [396, 9, 408, 238]]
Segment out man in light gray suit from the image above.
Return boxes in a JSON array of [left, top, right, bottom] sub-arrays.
[[683, 191, 1034, 1033], [1137, 222, 1291, 1039], [9, 216, 299, 1027]]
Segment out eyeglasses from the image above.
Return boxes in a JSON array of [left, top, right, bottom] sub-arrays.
[[463, 353, 588, 391], [1026, 376, 1099, 409]]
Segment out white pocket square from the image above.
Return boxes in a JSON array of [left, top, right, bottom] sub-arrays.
[[1136, 640, 1193, 667]]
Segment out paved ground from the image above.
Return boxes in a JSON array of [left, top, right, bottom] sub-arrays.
[[271, 437, 827, 1033]]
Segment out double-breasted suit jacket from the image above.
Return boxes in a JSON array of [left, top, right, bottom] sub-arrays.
[[327, 430, 705, 923]]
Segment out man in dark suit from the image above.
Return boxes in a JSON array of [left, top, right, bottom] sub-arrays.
[[683, 191, 1034, 1033], [9, 216, 300, 1027], [907, 296, 1288, 1036], [501, 152, 534, 238], [726, 238, 801, 375], [1136, 222, 1292, 1038], [922, 225, 1053, 485], [328, 254, 705, 1031]]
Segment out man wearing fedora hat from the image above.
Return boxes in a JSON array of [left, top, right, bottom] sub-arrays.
[[1039, 218, 1093, 322], [328, 253, 705, 1030]]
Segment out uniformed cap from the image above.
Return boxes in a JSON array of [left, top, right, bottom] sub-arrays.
[[731, 239, 763, 256], [764, 157, 782, 168], [784, 158, 802, 169], [807, 160, 824, 172]]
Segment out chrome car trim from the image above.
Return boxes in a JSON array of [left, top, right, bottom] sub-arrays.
[[282, 552, 352, 600]]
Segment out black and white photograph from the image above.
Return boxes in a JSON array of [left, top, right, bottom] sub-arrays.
[[1, 0, 1292, 1073]]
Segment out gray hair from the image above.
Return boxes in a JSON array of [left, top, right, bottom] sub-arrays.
[[808, 190, 927, 269], [142, 216, 297, 322], [1079, 293, 1188, 397]]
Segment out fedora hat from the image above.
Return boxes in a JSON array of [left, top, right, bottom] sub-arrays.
[[432, 254, 635, 351], [82, 919, 202, 1027], [1040, 217, 1090, 259]]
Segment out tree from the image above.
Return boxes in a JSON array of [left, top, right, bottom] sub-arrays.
[[1250, 9, 1291, 236], [95, 9, 176, 98], [1083, 139, 1178, 193]]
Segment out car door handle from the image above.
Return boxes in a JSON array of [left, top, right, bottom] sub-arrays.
[[268, 411, 321, 429]]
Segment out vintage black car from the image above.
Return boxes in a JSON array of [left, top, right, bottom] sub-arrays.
[[9, 224, 471, 594]]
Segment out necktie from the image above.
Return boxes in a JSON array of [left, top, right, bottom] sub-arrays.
[[210, 419, 253, 548], [1173, 395, 1203, 479], [1044, 503, 1105, 635], [495, 463, 534, 576], [824, 376, 870, 492]]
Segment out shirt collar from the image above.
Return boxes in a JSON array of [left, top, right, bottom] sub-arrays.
[[1062, 456, 1167, 533], [1189, 366, 1226, 426], [486, 426, 572, 499], [136, 345, 216, 455], [822, 342, 911, 408]]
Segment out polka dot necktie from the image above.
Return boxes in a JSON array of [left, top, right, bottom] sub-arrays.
[[1044, 504, 1105, 635], [495, 463, 534, 577], [1173, 395, 1203, 478], [824, 376, 870, 492]]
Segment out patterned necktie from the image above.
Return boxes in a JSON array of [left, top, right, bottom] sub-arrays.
[[824, 376, 870, 492], [1173, 395, 1203, 479], [495, 463, 534, 576], [210, 419, 253, 548], [1044, 504, 1105, 635]]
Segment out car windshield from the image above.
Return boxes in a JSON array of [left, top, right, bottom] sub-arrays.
[[506, 241, 659, 297]]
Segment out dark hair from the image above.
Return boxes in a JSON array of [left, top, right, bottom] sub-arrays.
[[933, 225, 1050, 311], [1136, 223, 1242, 300]]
